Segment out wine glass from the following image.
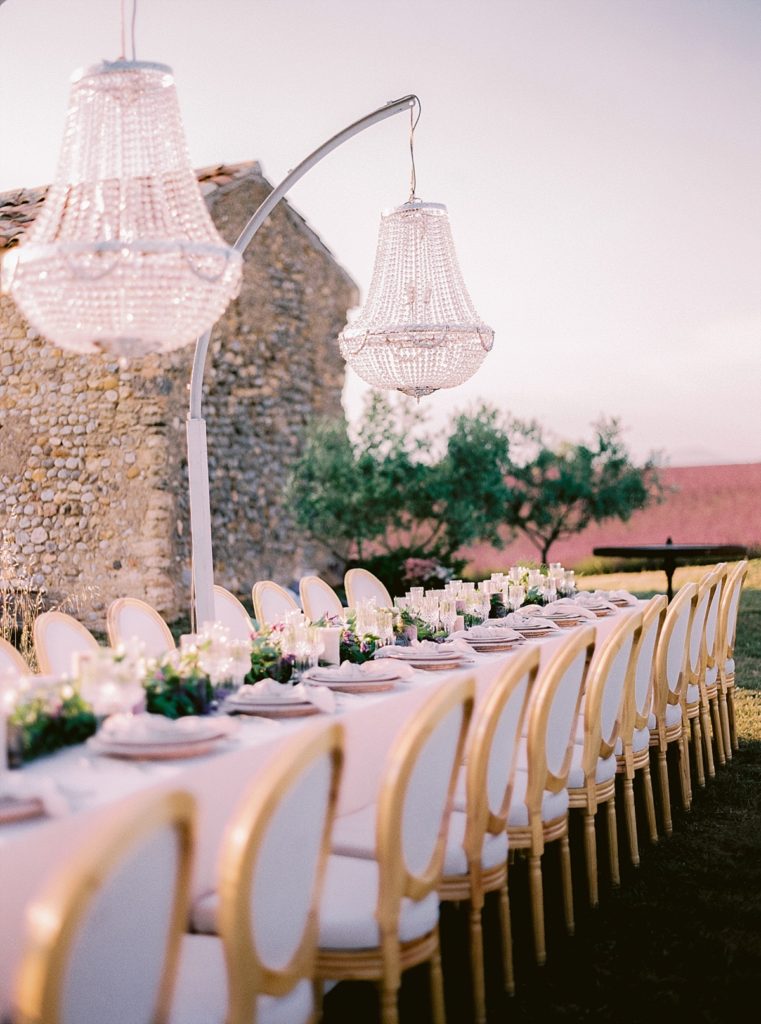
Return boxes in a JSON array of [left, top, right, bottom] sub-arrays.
[[508, 584, 525, 613]]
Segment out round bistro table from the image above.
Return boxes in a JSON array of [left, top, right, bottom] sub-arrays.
[[592, 540, 748, 601]]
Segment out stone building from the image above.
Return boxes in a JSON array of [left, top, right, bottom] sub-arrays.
[[0, 163, 357, 626]]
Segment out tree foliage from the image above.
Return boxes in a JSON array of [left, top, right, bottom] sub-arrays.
[[288, 396, 660, 584], [503, 417, 661, 562]]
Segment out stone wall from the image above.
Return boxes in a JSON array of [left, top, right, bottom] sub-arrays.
[[0, 164, 357, 627]]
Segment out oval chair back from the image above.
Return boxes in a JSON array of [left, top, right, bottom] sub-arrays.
[[33, 611, 100, 677], [344, 568, 392, 610], [0, 636, 31, 678], [526, 626, 597, 810], [653, 582, 699, 727], [107, 598, 176, 661], [213, 586, 253, 642], [720, 560, 748, 664], [15, 789, 195, 1024], [703, 564, 728, 680], [299, 576, 343, 623], [251, 581, 299, 628], [627, 595, 668, 738], [717, 560, 749, 756], [213, 723, 343, 1022]]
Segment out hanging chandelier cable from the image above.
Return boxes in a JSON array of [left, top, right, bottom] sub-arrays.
[[408, 95, 421, 202], [118, 0, 138, 60]]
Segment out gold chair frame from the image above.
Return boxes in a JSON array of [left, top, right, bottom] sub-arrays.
[[615, 595, 667, 866], [251, 580, 299, 627], [698, 563, 729, 771], [14, 789, 196, 1024], [216, 722, 343, 1024], [314, 675, 475, 1024], [344, 568, 393, 610], [32, 610, 100, 676], [682, 570, 720, 787], [649, 582, 698, 835], [507, 626, 596, 966], [568, 610, 644, 907], [439, 646, 540, 1019], [106, 597, 176, 654], [716, 560, 748, 756], [0, 635, 32, 676], [299, 575, 344, 623]]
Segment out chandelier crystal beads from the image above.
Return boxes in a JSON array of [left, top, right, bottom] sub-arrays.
[[2, 61, 242, 356], [338, 200, 494, 399]]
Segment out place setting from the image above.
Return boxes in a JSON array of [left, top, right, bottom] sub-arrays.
[[448, 623, 526, 654], [86, 712, 240, 760], [373, 639, 476, 671], [223, 677, 337, 718], [302, 660, 413, 694]]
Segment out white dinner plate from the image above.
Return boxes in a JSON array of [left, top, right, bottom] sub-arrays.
[[306, 667, 401, 684]]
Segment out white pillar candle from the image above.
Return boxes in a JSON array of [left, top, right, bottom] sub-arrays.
[[0, 674, 15, 775], [318, 626, 341, 666]]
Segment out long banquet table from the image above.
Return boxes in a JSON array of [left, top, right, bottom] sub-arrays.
[[0, 605, 641, 1015]]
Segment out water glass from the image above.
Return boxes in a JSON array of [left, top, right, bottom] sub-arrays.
[[508, 584, 525, 612]]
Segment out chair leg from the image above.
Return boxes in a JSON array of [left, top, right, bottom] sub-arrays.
[[429, 937, 446, 1024], [528, 852, 547, 965], [623, 774, 640, 867], [311, 980, 325, 1023], [710, 696, 726, 767], [718, 691, 732, 762], [656, 746, 673, 836], [727, 686, 739, 751], [583, 809, 599, 907], [559, 833, 575, 936], [498, 879, 515, 996], [641, 762, 659, 844], [700, 703, 716, 778], [468, 905, 487, 1024], [690, 715, 706, 788], [679, 732, 692, 810], [606, 797, 620, 887], [379, 982, 399, 1024]]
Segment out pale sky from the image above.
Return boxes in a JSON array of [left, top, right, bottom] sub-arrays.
[[1, 0, 759, 466]]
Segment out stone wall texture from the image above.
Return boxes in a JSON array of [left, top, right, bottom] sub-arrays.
[[0, 163, 357, 627]]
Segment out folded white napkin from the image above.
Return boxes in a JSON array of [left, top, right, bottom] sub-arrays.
[[596, 589, 638, 606], [573, 592, 617, 611], [100, 713, 220, 743], [503, 612, 560, 630], [450, 625, 523, 641], [0, 774, 69, 818], [317, 660, 415, 680], [375, 638, 471, 659], [238, 679, 335, 713], [542, 600, 596, 620]]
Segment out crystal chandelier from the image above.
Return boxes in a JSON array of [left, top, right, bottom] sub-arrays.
[[338, 199, 494, 398], [2, 60, 242, 357]]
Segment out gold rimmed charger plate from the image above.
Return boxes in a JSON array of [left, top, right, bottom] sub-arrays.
[[407, 657, 475, 672], [468, 640, 523, 653], [516, 627, 556, 638], [225, 698, 322, 718], [87, 734, 230, 760], [309, 679, 397, 694], [0, 795, 45, 825]]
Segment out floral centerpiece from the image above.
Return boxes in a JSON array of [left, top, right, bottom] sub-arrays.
[[7, 684, 96, 765]]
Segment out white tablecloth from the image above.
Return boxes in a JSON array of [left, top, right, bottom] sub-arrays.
[[0, 607, 638, 1015]]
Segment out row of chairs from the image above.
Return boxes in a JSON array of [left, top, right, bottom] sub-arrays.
[[4, 562, 748, 1023], [255, 568, 391, 626]]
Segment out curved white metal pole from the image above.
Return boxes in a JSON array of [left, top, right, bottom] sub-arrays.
[[187, 95, 418, 627]]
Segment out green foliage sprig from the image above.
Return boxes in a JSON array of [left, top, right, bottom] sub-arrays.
[[8, 691, 96, 763], [143, 661, 213, 719]]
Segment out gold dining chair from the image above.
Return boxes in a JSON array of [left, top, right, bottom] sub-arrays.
[[0, 635, 31, 677], [649, 582, 699, 835], [682, 569, 720, 787], [251, 580, 299, 627], [107, 597, 176, 660], [698, 563, 730, 770], [716, 560, 748, 756], [14, 789, 196, 1024], [344, 567, 393, 609], [316, 675, 475, 1024], [568, 610, 644, 907], [177, 721, 344, 1024], [299, 575, 344, 622], [614, 595, 667, 865], [441, 645, 540, 1019], [506, 626, 596, 966], [32, 610, 100, 677], [212, 584, 254, 642]]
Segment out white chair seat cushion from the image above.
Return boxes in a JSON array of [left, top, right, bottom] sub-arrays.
[[725, 657, 735, 677], [567, 746, 616, 789], [442, 810, 508, 878], [706, 665, 718, 686], [318, 854, 439, 950], [648, 703, 683, 730], [614, 725, 650, 756], [171, 934, 313, 1024], [685, 683, 699, 705], [507, 768, 568, 828], [330, 803, 377, 859]]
